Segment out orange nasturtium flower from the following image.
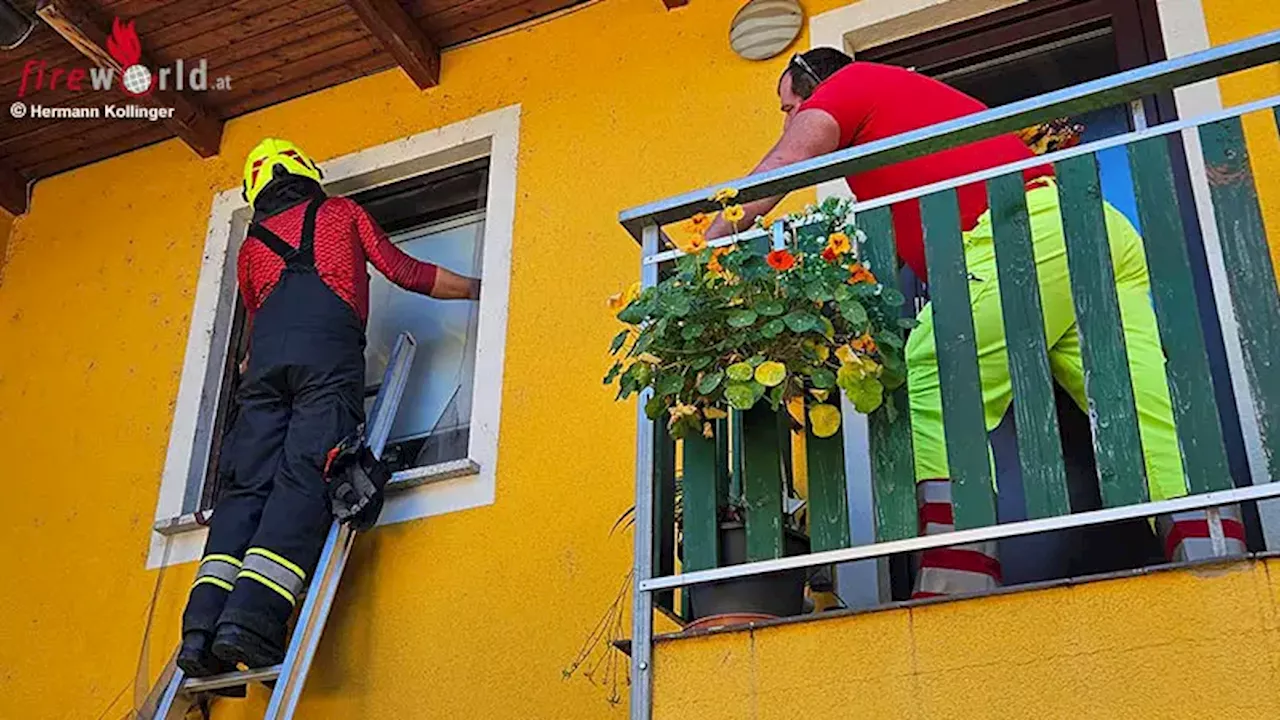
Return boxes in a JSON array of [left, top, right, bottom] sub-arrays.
[[608, 281, 641, 313], [848, 263, 877, 285], [712, 187, 739, 204], [767, 249, 796, 271], [851, 332, 878, 354], [708, 245, 733, 274], [689, 212, 711, 234], [686, 234, 708, 253], [722, 204, 746, 224], [821, 246, 838, 263], [826, 232, 852, 257]]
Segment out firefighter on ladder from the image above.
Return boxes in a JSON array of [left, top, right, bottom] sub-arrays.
[[177, 139, 481, 677], [703, 49, 1245, 599]]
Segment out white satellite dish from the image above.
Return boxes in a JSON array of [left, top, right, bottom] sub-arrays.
[[729, 0, 804, 62]]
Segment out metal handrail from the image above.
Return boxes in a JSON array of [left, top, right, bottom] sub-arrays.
[[618, 28, 1280, 239]]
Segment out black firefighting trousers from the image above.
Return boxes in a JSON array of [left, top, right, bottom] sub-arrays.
[[182, 200, 365, 648]]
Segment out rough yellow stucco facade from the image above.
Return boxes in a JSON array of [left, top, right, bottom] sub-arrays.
[[653, 557, 1280, 720], [1, 0, 1277, 718]]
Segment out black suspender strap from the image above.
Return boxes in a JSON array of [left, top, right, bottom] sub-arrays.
[[246, 197, 325, 269], [298, 197, 321, 267]]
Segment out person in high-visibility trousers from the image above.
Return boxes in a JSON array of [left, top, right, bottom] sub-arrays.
[[177, 139, 481, 677], [702, 48, 1245, 599]]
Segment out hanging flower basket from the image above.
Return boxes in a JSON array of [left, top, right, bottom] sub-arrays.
[[606, 194, 914, 440]]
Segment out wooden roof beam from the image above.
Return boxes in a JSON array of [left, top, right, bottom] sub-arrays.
[[0, 164, 29, 216], [343, 0, 440, 89], [35, 0, 223, 158]]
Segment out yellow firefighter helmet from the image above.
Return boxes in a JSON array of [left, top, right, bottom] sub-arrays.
[[242, 138, 323, 207]]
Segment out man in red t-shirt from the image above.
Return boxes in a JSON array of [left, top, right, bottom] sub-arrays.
[[706, 49, 1221, 598]]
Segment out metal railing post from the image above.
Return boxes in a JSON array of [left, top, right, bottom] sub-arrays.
[[630, 223, 660, 720]]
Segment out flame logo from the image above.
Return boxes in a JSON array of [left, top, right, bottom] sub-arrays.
[[106, 18, 143, 68], [105, 18, 153, 96]]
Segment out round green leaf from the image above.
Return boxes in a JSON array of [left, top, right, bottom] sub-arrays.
[[810, 368, 836, 390], [726, 362, 754, 382], [881, 288, 906, 307], [657, 373, 684, 397], [809, 404, 841, 438], [727, 309, 759, 328], [760, 319, 785, 338], [754, 361, 787, 387], [850, 379, 885, 413], [840, 299, 868, 325], [755, 299, 785, 317], [783, 311, 818, 333], [633, 363, 653, 387], [681, 323, 706, 340], [659, 293, 692, 316], [691, 356, 714, 370], [697, 370, 724, 395], [805, 282, 833, 303], [834, 285, 853, 302], [724, 383, 758, 410]]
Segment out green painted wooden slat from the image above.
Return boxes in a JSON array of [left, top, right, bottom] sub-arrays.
[[1200, 117, 1280, 481], [730, 410, 744, 501], [807, 425, 851, 552], [1128, 136, 1232, 492], [920, 190, 997, 529], [1056, 153, 1149, 506], [988, 173, 1071, 517], [858, 206, 918, 541], [653, 419, 677, 612], [681, 430, 721, 572], [741, 405, 785, 561], [715, 418, 731, 508]]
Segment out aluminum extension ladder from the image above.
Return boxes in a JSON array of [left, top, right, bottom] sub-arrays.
[[138, 332, 418, 720]]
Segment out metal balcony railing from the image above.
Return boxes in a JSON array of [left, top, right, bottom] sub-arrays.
[[619, 29, 1280, 720]]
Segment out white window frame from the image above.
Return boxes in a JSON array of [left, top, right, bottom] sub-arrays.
[[148, 105, 520, 568]]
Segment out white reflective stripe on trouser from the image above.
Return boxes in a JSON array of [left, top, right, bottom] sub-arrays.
[[192, 554, 241, 592], [913, 479, 1002, 598], [239, 550, 307, 605], [1157, 505, 1247, 562]]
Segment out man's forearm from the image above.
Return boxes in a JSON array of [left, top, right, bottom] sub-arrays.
[[431, 267, 481, 300]]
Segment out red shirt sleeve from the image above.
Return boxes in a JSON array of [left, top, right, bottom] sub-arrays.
[[346, 199, 439, 296], [797, 64, 875, 148]]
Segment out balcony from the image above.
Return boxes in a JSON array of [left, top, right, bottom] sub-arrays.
[[619, 29, 1280, 720]]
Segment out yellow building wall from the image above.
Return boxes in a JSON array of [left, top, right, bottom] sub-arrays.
[[0, 0, 841, 718], [654, 557, 1280, 720], [1204, 0, 1280, 272]]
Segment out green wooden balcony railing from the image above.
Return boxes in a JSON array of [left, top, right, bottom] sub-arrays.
[[621, 28, 1280, 720]]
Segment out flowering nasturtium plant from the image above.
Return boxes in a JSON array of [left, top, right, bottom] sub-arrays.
[[605, 191, 915, 441]]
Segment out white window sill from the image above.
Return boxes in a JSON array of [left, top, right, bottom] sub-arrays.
[[153, 458, 481, 536]]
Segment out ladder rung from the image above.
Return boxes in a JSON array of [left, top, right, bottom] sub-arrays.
[[182, 664, 282, 693]]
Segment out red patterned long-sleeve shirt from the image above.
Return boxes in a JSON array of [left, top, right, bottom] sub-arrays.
[[237, 197, 438, 324]]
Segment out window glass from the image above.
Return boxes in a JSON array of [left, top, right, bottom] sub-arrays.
[[364, 212, 485, 471]]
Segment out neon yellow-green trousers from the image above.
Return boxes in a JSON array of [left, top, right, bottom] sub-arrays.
[[906, 181, 1187, 502]]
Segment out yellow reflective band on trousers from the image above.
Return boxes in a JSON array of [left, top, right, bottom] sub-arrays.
[[239, 547, 308, 606], [245, 547, 307, 580], [237, 570, 298, 606], [192, 554, 242, 592]]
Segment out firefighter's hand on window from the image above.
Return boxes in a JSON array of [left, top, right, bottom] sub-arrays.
[[430, 267, 481, 301]]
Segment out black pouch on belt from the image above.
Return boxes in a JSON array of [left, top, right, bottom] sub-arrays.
[[323, 426, 392, 531]]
